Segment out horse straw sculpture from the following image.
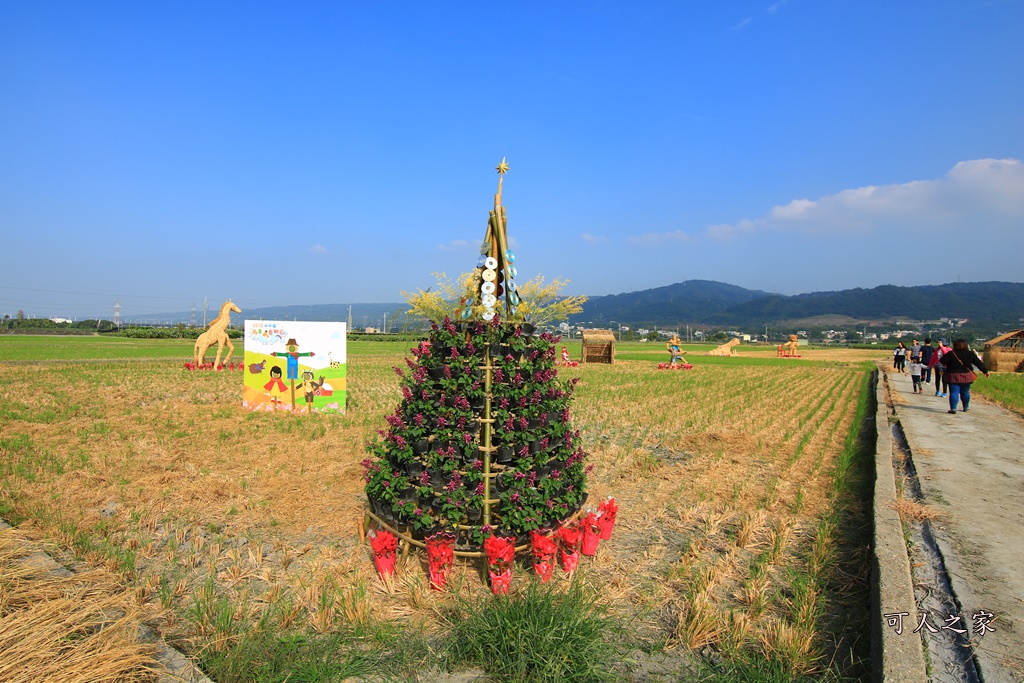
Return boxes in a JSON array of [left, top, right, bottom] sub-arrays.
[[194, 300, 242, 368]]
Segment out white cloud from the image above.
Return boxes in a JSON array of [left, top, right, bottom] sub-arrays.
[[709, 158, 1024, 239], [625, 230, 695, 245], [769, 198, 816, 221], [307, 244, 327, 253], [581, 232, 609, 244], [436, 239, 471, 252], [706, 219, 756, 242]]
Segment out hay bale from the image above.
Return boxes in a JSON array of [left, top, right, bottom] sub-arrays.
[[983, 330, 1024, 373], [581, 329, 615, 364]]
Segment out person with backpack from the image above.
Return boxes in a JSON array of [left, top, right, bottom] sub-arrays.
[[940, 339, 989, 413]]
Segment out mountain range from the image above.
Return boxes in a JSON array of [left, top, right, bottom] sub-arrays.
[[568, 280, 1024, 328], [140, 281, 1024, 331]]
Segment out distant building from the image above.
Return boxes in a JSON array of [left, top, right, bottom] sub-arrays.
[[50, 317, 72, 324]]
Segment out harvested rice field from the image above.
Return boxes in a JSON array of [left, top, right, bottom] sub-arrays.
[[0, 337, 885, 681]]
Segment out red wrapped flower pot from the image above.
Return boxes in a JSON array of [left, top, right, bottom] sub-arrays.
[[369, 530, 398, 578], [557, 522, 583, 573], [580, 512, 600, 556], [597, 497, 618, 540], [425, 532, 455, 590], [530, 530, 558, 582], [484, 534, 515, 595]]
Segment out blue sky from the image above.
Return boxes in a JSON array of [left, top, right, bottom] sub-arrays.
[[2, 1, 1023, 319]]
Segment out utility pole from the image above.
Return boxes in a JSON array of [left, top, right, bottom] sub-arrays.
[[203, 296, 208, 328]]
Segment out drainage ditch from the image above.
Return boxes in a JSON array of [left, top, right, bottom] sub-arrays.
[[890, 418, 981, 682]]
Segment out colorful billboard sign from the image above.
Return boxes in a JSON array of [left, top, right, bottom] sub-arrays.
[[242, 320, 346, 413]]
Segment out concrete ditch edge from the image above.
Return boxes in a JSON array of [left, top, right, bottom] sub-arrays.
[[871, 369, 929, 682], [0, 519, 213, 683]]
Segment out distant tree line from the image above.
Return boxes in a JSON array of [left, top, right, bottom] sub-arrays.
[[114, 325, 241, 339], [1, 316, 116, 334]]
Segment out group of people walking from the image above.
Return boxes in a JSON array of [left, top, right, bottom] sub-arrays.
[[895, 337, 990, 413]]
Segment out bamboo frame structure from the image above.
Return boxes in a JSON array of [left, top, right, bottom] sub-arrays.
[[362, 159, 589, 555]]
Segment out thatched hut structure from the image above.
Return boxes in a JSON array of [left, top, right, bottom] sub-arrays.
[[983, 330, 1024, 373], [581, 329, 616, 364]]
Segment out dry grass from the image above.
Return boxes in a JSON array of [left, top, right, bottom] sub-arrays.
[[0, 343, 872, 672], [759, 616, 819, 675], [0, 527, 159, 682], [675, 593, 724, 650], [890, 499, 944, 522]]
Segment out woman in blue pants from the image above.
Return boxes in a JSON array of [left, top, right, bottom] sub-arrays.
[[939, 339, 989, 413]]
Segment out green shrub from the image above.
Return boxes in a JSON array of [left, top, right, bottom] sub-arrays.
[[442, 577, 616, 683]]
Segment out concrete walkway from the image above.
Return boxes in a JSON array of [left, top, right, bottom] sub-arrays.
[[885, 369, 1024, 683]]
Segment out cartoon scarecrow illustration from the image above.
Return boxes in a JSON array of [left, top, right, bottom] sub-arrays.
[[272, 338, 314, 408]]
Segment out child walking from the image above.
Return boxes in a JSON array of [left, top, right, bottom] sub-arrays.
[[909, 359, 924, 394]]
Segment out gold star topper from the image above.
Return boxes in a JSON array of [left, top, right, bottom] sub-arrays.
[[495, 157, 510, 175]]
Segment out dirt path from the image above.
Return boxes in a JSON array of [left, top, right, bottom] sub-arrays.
[[887, 369, 1024, 683]]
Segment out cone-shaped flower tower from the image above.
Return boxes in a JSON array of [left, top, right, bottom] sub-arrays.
[[362, 161, 589, 553]]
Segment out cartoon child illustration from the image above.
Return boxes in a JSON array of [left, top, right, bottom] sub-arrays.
[[263, 365, 287, 409], [297, 370, 325, 413]]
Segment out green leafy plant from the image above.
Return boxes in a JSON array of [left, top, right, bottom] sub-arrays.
[[362, 461, 406, 506], [442, 577, 616, 683]]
